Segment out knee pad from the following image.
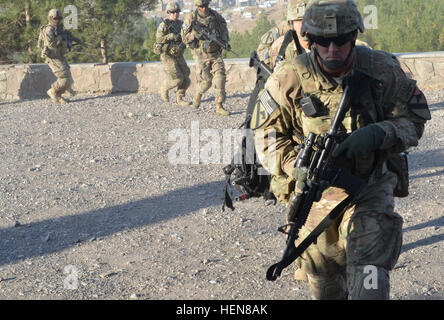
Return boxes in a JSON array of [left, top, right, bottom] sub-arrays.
[[53, 77, 72, 94], [347, 265, 390, 300]]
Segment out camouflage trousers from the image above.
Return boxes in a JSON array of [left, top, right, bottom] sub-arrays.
[[46, 56, 73, 96], [292, 171, 403, 299], [193, 52, 226, 104], [161, 54, 191, 98]]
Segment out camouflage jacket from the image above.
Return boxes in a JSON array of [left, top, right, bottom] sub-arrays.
[[181, 8, 229, 56], [268, 33, 309, 71], [252, 46, 430, 200], [256, 20, 292, 67], [155, 19, 185, 57], [38, 24, 67, 59]]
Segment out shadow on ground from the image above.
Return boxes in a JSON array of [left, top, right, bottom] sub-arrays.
[[0, 180, 225, 267]]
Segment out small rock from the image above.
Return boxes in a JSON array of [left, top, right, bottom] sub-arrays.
[[13, 221, 21, 227]]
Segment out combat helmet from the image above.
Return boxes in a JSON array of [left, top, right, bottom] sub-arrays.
[[166, 1, 181, 13], [301, 0, 364, 38], [194, 0, 210, 7], [287, 0, 307, 22], [48, 9, 63, 26]]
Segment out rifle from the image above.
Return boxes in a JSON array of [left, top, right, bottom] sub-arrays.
[[249, 50, 272, 82], [59, 29, 84, 51], [160, 18, 186, 52], [190, 20, 239, 57], [266, 71, 368, 281]]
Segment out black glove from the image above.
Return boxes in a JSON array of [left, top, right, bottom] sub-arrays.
[[332, 124, 385, 159]]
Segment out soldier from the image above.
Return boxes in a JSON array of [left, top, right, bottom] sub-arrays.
[[252, 0, 430, 299], [181, 0, 230, 116], [38, 9, 75, 104], [155, 2, 191, 107], [267, 0, 309, 71], [256, 0, 307, 69]]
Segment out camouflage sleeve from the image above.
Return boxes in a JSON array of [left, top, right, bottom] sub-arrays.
[[268, 35, 285, 70], [256, 26, 280, 63], [155, 22, 172, 44], [181, 13, 195, 45], [373, 55, 430, 153], [44, 26, 59, 48], [253, 63, 304, 178]]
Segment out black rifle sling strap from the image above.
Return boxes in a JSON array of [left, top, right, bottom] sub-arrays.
[[274, 30, 296, 66]]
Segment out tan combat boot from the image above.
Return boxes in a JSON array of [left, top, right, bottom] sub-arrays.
[[176, 96, 190, 107], [58, 96, 69, 104], [47, 88, 59, 103], [216, 103, 229, 116], [294, 268, 308, 281], [161, 88, 169, 102], [193, 92, 202, 108]]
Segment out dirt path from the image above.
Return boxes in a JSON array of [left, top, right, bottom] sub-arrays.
[[0, 90, 442, 300]]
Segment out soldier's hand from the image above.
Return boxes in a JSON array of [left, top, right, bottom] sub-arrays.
[[292, 166, 308, 193], [332, 124, 386, 159], [167, 33, 176, 41]]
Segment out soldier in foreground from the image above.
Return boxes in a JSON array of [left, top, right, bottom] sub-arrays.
[[38, 9, 77, 104], [182, 0, 230, 116], [155, 2, 191, 107], [252, 0, 430, 299]]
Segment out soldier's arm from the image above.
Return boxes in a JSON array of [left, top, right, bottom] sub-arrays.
[[373, 56, 430, 154], [155, 22, 174, 44], [45, 26, 61, 48], [253, 64, 304, 178], [181, 14, 196, 45], [215, 11, 229, 43]]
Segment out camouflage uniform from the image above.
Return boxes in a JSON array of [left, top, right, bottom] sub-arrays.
[[182, 0, 230, 115], [252, 0, 430, 299], [155, 2, 191, 106], [257, 0, 307, 69], [39, 9, 73, 104]]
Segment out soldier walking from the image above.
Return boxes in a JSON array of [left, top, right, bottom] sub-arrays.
[[155, 2, 191, 107], [181, 0, 230, 116], [38, 9, 76, 104]]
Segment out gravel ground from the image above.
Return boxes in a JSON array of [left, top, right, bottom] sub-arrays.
[[0, 89, 443, 300]]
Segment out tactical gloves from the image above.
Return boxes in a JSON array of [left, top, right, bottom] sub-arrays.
[[292, 166, 308, 193], [332, 124, 385, 159]]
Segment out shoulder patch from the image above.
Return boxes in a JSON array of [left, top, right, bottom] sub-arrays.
[[250, 90, 279, 130], [408, 87, 431, 120]]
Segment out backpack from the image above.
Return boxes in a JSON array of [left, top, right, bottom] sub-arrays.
[[222, 31, 305, 211]]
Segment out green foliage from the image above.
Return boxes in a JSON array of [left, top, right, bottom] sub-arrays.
[[0, 1, 443, 64], [355, 0, 444, 52], [224, 11, 274, 58]]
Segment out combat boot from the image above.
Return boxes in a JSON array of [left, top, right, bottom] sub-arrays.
[[47, 88, 59, 103], [216, 103, 229, 116], [294, 268, 308, 281], [58, 96, 69, 104], [193, 92, 202, 108], [161, 88, 169, 102], [176, 96, 190, 107]]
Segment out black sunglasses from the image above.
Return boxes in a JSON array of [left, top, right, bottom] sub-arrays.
[[198, 5, 208, 8], [310, 32, 355, 47]]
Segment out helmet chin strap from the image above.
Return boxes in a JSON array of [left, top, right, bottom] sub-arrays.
[[314, 42, 355, 71]]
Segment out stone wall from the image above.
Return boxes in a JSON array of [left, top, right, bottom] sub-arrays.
[[1, 51, 443, 102]]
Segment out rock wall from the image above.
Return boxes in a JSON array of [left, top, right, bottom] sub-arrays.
[[1, 52, 443, 102]]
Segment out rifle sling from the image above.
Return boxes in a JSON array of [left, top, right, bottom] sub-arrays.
[[266, 194, 354, 281]]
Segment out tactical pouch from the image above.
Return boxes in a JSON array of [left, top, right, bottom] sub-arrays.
[[386, 152, 409, 198]]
